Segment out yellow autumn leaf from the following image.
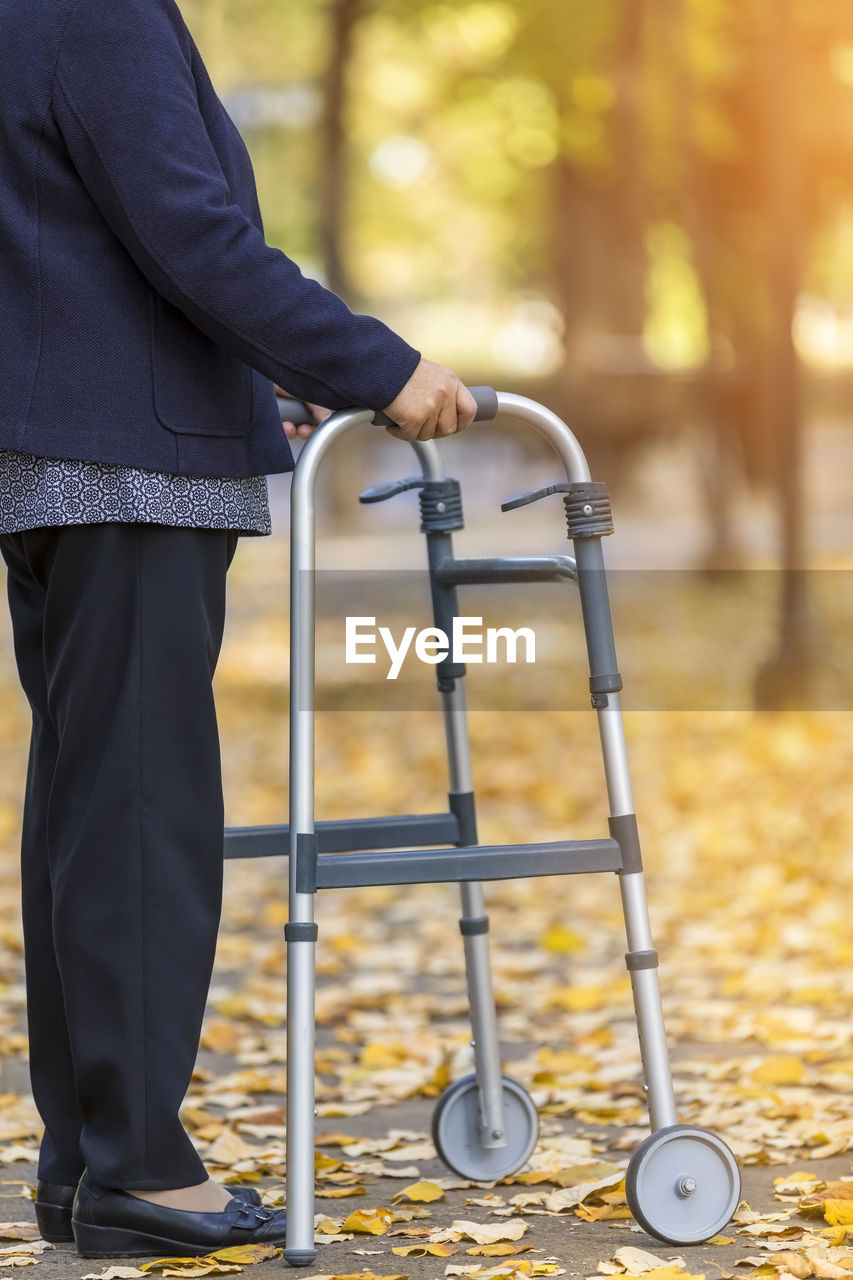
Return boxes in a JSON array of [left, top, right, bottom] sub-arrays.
[[392, 1180, 446, 1204], [304, 1274, 408, 1280], [627, 1269, 705, 1280], [199, 1021, 242, 1055], [314, 1217, 345, 1235], [392, 1243, 456, 1256], [575, 1202, 633, 1221], [139, 1262, 241, 1277], [752, 1057, 806, 1085], [763, 1252, 812, 1278], [775, 1173, 824, 1188], [552, 1163, 625, 1188], [155, 1264, 235, 1274], [359, 1042, 410, 1069], [825, 1202, 853, 1227], [315, 1152, 343, 1171], [820, 1229, 849, 1246], [466, 1243, 534, 1257], [546, 985, 607, 1012], [340, 1207, 395, 1235], [541, 925, 585, 953], [204, 1246, 281, 1265]]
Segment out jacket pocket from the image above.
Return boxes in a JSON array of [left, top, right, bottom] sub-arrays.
[[149, 293, 253, 437]]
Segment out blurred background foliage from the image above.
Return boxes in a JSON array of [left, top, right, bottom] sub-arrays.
[[180, 0, 853, 701]]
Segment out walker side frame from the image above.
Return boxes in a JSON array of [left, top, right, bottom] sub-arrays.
[[223, 391, 741, 1265]]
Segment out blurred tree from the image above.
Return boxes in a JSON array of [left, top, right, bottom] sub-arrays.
[[179, 0, 853, 594], [321, 0, 363, 297]]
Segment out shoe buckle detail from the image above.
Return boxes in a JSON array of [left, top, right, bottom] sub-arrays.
[[234, 1200, 274, 1225]]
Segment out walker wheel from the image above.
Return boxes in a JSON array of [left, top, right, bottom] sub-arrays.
[[431, 1073, 539, 1182], [625, 1124, 741, 1244]]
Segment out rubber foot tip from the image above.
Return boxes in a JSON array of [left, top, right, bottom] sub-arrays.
[[285, 1250, 317, 1268]]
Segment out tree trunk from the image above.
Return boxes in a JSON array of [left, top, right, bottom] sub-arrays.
[[319, 0, 362, 298], [753, 0, 815, 708], [316, 0, 370, 533]]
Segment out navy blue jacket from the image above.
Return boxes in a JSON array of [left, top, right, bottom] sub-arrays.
[[0, 0, 422, 476]]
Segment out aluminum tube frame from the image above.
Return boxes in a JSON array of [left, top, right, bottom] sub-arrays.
[[284, 394, 670, 1262], [286, 412, 443, 1264], [441, 678, 505, 1148], [594, 676, 677, 1130]]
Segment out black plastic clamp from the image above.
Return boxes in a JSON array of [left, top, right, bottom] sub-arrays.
[[295, 832, 319, 894], [449, 790, 478, 846], [419, 479, 463, 532], [284, 922, 319, 942], [609, 813, 643, 874], [459, 916, 489, 936], [564, 482, 614, 539], [359, 476, 464, 534], [625, 949, 658, 971]]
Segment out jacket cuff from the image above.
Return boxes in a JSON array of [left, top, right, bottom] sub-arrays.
[[361, 340, 421, 414]]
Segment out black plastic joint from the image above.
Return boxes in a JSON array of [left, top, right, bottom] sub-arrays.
[[459, 916, 489, 936], [626, 949, 658, 971], [590, 672, 623, 695], [420, 480, 464, 532], [609, 813, 643, 874], [295, 832, 319, 894], [437, 662, 467, 683], [564, 482, 614, 539], [284, 922, 319, 943], [449, 790, 478, 846], [591, 692, 609, 709]]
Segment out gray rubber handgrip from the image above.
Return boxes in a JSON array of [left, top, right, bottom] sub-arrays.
[[276, 396, 315, 427], [373, 385, 498, 428]]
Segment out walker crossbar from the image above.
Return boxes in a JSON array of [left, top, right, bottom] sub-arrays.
[[241, 391, 742, 1265], [225, 811, 461, 857], [226, 829, 623, 881], [226, 825, 623, 881]]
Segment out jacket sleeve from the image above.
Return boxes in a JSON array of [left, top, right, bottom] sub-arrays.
[[50, 0, 421, 412]]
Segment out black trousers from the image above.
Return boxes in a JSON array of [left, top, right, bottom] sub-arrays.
[[0, 522, 239, 1189]]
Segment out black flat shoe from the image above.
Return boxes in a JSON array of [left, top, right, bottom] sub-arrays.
[[71, 1169, 286, 1257], [35, 1176, 262, 1245]]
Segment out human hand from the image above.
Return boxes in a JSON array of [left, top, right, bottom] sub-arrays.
[[381, 359, 477, 443], [275, 387, 332, 439]]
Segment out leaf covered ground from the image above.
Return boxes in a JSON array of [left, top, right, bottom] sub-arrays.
[[0, 539, 851, 1280]]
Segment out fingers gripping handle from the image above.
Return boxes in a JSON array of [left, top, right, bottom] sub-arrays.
[[372, 385, 498, 428], [277, 387, 499, 430]]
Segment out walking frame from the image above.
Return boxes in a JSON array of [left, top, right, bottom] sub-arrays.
[[224, 389, 741, 1266]]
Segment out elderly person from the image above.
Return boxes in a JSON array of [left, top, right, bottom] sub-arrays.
[[0, 0, 475, 1258]]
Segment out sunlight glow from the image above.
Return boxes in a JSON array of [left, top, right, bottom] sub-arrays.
[[369, 136, 433, 188]]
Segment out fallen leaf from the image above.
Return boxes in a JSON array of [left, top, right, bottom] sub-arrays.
[[431, 1219, 529, 1245], [392, 1243, 456, 1256], [340, 1207, 396, 1236], [392, 1180, 445, 1204]]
